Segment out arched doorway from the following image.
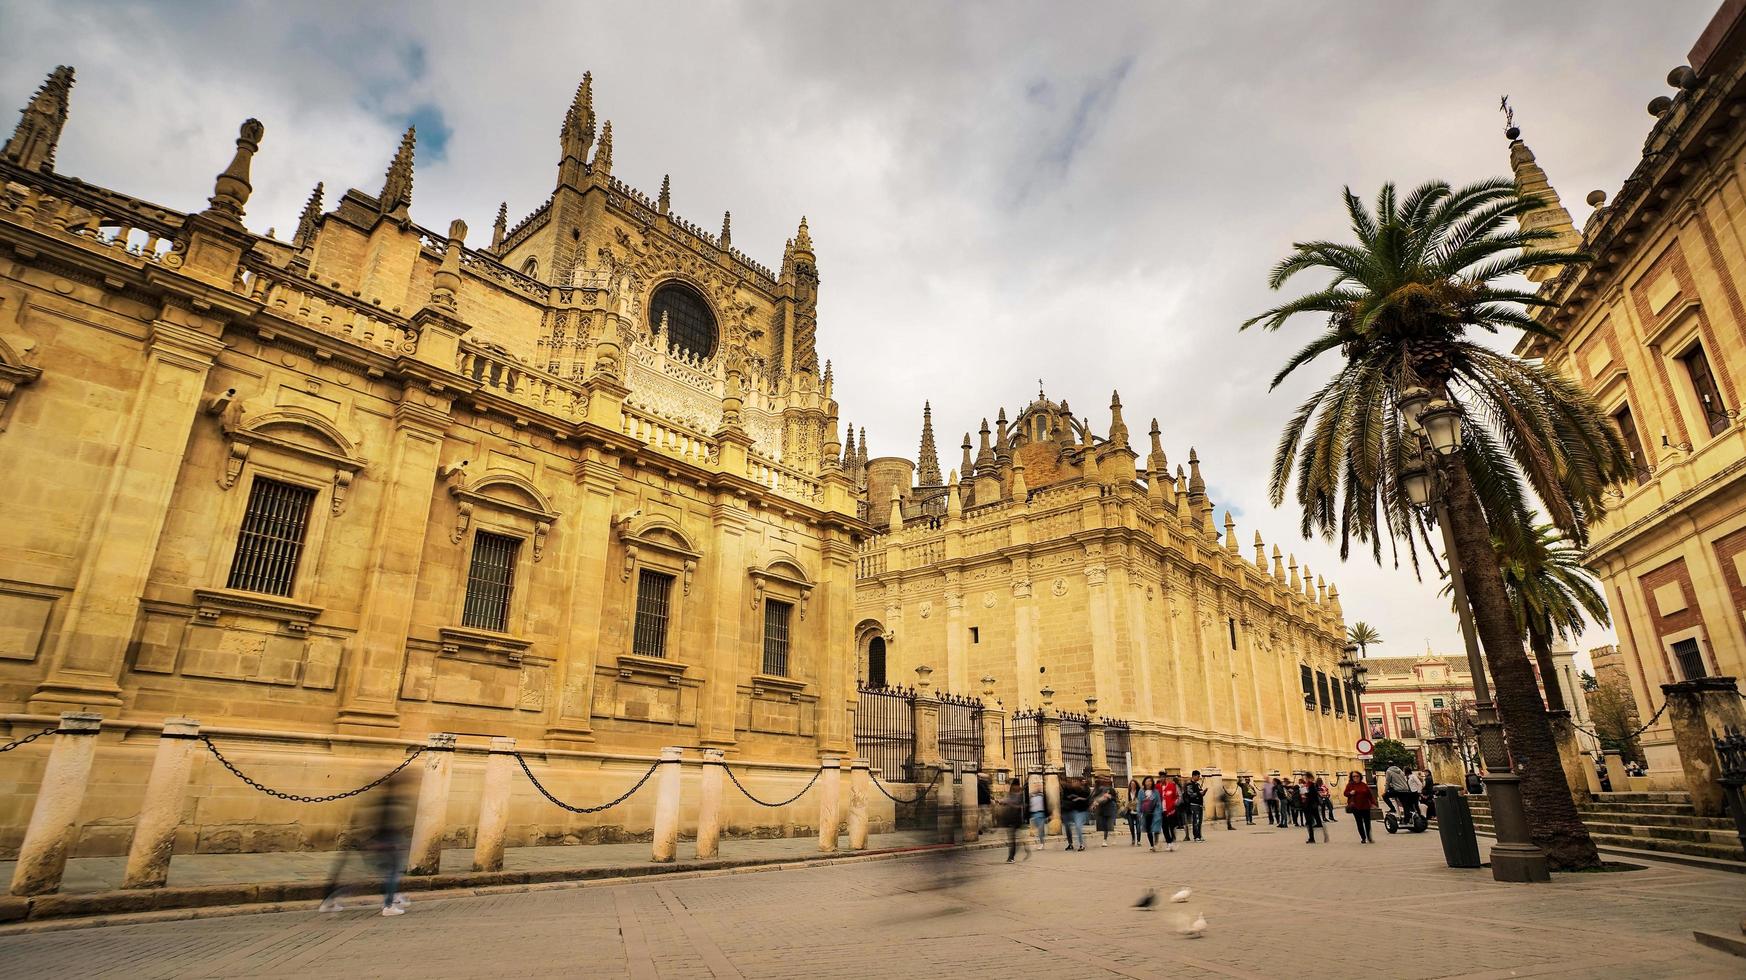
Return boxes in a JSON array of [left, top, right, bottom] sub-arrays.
[[867, 635, 887, 689]]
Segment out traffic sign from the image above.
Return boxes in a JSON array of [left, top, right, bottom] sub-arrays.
[[1355, 738, 1374, 755]]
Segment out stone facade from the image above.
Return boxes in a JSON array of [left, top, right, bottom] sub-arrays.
[[852, 391, 1359, 778], [0, 69, 879, 856], [1509, 4, 1746, 779]]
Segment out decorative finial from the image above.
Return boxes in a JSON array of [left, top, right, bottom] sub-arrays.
[[490, 201, 508, 251], [1499, 94, 1519, 141], [293, 181, 324, 248], [658, 174, 671, 214], [917, 401, 942, 485], [719, 210, 731, 248], [793, 215, 812, 251], [427, 218, 467, 313], [203, 118, 265, 225], [378, 125, 416, 218], [3, 65, 74, 172], [591, 119, 613, 176]]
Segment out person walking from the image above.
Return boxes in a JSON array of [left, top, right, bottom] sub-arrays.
[[1239, 775, 1257, 825], [320, 772, 413, 915], [1183, 771, 1205, 842], [1299, 775, 1326, 844], [1282, 779, 1301, 827], [1001, 778, 1028, 862], [1316, 776, 1336, 823], [1091, 776, 1119, 847], [1027, 775, 1049, 850], [1063, 774, 1091, 852], [1260, 776, 1277, 826], [1160, 773, 1182, 851], [1343, 771, 1376, 843], [1124, 779, 1143, 845], [1137, 776, 1162, 851]]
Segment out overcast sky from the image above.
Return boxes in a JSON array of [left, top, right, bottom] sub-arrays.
[[2, 1, 1720, 665]]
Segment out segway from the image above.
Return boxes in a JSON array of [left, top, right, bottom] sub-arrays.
[[1383, 796, 1428, 834]]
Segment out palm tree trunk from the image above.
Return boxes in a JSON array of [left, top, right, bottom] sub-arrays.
[[1530, 625, 1567, 714], [1436, 455, 1601, 870]]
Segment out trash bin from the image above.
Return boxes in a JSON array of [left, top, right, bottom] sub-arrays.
[[1435, 784, 1482, 868]]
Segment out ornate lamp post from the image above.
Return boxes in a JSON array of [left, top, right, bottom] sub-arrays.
[[1397, 388, 1550, 883], [1337, 643, 1367, 730]]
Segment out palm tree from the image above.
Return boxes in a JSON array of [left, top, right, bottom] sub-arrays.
[[1346, 621, 1383, 658], [1494, 523, 1609, 714], [1244, 179, 1632, 871]]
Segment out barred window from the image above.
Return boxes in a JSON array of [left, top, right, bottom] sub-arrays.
[[226, 477, 317, 597], [649, 282, 716, 360], [1316, 670, 1332, 713], [462, 531, 520, 632], [762, 600, 793, 676], [1672, 637, 1708, 681], [632, 569, 675, 658], [1300, 664, 1314, 710]]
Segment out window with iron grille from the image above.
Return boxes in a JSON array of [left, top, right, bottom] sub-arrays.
[[1681, 345, 1730, 437], [632, 569, 675, 658], [462, 531, 520, 632], [649, 282, 717, 360], [1300, 664, 1314, 710], [1396, 715, 1418, 738], [1316, 670, 1332, 713], [1345, 681, 1358, 717], [762, 599, 793, 676], [1613, 404, 1651, 484], [1672, 637, 1708, 680], [226, 477, 318, 597]]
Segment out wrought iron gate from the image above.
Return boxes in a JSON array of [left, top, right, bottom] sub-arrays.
[[1059, 712, 1091, 777], [1006, 710, 1042, 776], [854, 682, 916, 782], [938, 693, 983, 771]]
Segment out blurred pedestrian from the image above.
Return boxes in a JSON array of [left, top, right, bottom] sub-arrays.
[[320, 771, 413, 916], [1092, 776, 1119, 847], [1183, 771, 1205, 842], [1317, 775, 1336, 823], [1299, 774, 1325, 844], [1239, 775, 1257, 825], [1161, 773, 1182, 851], [1125, 779, 1143, 846], [1001, 778, 1027, 862], [1343, 771, 1376, 843], [1027, 774, 1049, 849], [1138, 776, 1162, 850], [1063, 773, 1091, 851], [1263, 776, 1280, 827]]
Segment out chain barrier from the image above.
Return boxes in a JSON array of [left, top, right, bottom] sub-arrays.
[[0, 726, 57, 754], [514, 753, 659, 814], [201, 736, 424, 803], [869, 767, 942, 805], [1571, 697, 1671, 746], [722, 763, 821, 808]]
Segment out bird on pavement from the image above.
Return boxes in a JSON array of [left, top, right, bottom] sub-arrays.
[[1181, 913, 1207, 938], [1133, 889, 1156, 909], [1170, 888, 1192, 903]]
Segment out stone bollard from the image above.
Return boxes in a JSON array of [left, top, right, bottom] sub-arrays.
[[1044, 767, 1062, 835], [817, 756, 842, 852], [122, 718, 201, 889], [959, 767, 980, 842], [651, 746, 684, 863], [406, 733, 457, 876], [1603, 752, 1626, 793], [1661, 678, 1746, 817], [9, 712, 103, 897], [847, 758, 871, 850], [472, 737, 516, 873], [695, 749, 725, 859]]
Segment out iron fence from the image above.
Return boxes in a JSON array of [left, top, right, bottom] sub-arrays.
[[938, 692, 983, 770], [1105, 718, 1132, 780], [1060, 712, 1092, 778], [1007, 710, 1042, 776], [854, 682, 917, 782]]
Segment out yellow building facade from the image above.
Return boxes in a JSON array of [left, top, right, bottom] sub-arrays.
[[851, 392, 1360, 779], [1510, 5, 1746, 779], [0, 69, 873, 855]]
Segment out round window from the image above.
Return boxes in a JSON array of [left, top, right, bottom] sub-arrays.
[[649, 282, 717, 360]]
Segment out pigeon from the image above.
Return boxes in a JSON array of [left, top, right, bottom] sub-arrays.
[[1133, 888, 1157, 909], [1181, 913, 1207, 938], [1170, 888, 1192, 903]]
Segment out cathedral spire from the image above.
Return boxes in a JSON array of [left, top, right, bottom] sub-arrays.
[[491, 201, 508, 251], [843, 422, 856, 471], [1253, 530, 1266, 569], [591, 120, 613, 178], [559, 72, 596, 187], [1187, 447, 1206, 496], [378, 125, 416, 219], [917, 402, 942, 485], [960, 433, 974, 485], [720, 210, 732, 249], [858, 426, 868, 470], [1107, 390, 1129, 446], [1505, 112, 1580, 283], [202, 118, 265, 226], [975, 418, 996, 473], [658, 174, 671, 214], [1147, 418, 1167, 475], [995, 407, 1011, 463], [4, 65, 73, 172], [293, 182, 323, 249], [793, 215, 813, 254]]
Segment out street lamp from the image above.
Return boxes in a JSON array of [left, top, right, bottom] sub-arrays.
[[1395, 388, 1550, 883]]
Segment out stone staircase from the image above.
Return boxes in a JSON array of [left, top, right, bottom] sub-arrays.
[[1468, 791, 1745, 865]]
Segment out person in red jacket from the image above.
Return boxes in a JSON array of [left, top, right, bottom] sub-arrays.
[[1159, 774, 1182, 852], [1343, 771, 1377, 843]]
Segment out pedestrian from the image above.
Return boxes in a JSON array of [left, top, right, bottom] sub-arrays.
[[1299, 775, 1326, 844], [1160, 773, 1182, 851], [1419, 770, 1437, 820], [320, 771, 413, 916], [1063, 773, 1091, 851], [1283, 779, 1302, 826], [1343, 771, 1376, 843], [1317, 775, 1336, 822], [1000, 778, 1027, 862], [1124, 779, 1143, 845], [1183, 770, 1205, 842], [1384, 764, 1416, 819], [1221, 783, 1235, 831], [1239, 775, 1257, 825], [1028, 774, 1049, 849], [1092, 776, 1119, 847], [1137, 776, 1162, 850]]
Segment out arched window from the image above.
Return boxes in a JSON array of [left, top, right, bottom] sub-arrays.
[[521, 257, 539, 278], [867, 636, 887, 688], [649, 281, 717, 360]]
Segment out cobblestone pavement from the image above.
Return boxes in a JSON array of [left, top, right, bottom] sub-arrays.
[[0, 830, 940, 893], [1, 822, 1741, 979]]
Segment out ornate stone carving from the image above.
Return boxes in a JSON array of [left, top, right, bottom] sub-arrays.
[[1052, 577, 1068, 597]]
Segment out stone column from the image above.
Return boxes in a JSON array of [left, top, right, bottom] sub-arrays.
[[30, 318, 224, 711], [980, 677, 1008, 776], [1661, 678, 1746, 817], [818, 536, 858, 756], [1425, 736, 1463, 790], [1546, 711, 1592, 804], [406, 733, 456, 876], [546, 454, 621, 745], [337, 384, 453, 732], [696, 749, 725, 859], [817, 756, 842, 852], [122, 718, 200, 889], [10, 712, 103, 896], [847, 757, 871, 850], [1041, 688, 1063, 833], [472, 737, 516, 873], [944, 590, 968, 693], [651, 746, 684, 862], [959, 765, 980, 842]]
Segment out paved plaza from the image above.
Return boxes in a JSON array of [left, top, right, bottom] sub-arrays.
[[1, 822, 1741, 979]]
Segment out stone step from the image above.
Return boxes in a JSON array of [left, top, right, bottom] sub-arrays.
[[1470, 800, 1734, 831], [1583, 801, 1705, 816], [1471, 816, 1746, 862], [1580, 821, 1744, 847], [1592, 791, 1691, 804]]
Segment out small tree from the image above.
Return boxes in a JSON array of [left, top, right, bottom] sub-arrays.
[[1367, 738, 1416, 773], [1586, 680, 1643, 764]]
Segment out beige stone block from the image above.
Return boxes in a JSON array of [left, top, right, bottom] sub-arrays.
[[1652, 581, 1687, 617]]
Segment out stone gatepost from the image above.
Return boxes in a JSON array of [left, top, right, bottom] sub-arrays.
[[959, 764, 980, 842], [1661, 678, 1746, 817], [1603, 751, 1627, 793], [846, 758, 871, 850], [406, 733, 457, 876], [696, 748, 726, 859], [1424, 737, 1463, 791], [817, 756, 841, 852], [472, 737, 516, 873], [979, 676, 1008, 778], [1086, 698, 1111, 778], [911, 665, 944, 774], [1546, 711, 1592, 804], [122, 717, 201, 889], [10, 712, 103, 897], [1040, 687, 1064, 833], [650, 746, 684, 862]]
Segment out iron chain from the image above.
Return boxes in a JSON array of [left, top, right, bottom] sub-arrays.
[[1570, 697, 1671, 745], [0, 726, 56, 753], [514, 753, 659, 814], [723, 764, 820, 808], [201, 736, 424, 803], [869, 768, 942, 805]]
